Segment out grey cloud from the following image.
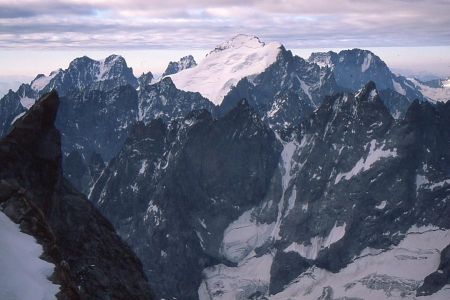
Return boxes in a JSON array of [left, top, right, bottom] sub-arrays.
[[0, 2, 98, 18], [0, 0, 449, 49]]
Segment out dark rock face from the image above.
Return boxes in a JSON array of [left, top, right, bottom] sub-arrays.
[[0, 90, 25, 136], [262, 82, 450, 297], [219, 47, 339, 129], [90, 99, 282, 300], [138, 72, 154, 87], [269, 251, 312, 294], [0, 91, 153, 300], [309, 50, 393, 91], [162, 55, 197, 77], [308, 49, 426, 117], [138, 77, 215, 124], [378, 88, 412, 119], [57, 84, 139, 161], [264, 82, 396, 286], [63, 150, 89, 193]]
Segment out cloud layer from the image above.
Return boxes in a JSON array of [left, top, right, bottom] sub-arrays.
[[1, 0, 450, 49]]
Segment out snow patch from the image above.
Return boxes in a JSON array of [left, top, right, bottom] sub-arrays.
[[392, 79, 407, 96], [429, 179, 450, 190], [0, 211, 60, 300], [335, 140, 397, 184], [285, 187, 297, 216], [11, 111, 26, 125], [362, 53, 372, 72], [20, 97, 35, 109], [375, 200, 387, 210], [284, 222, 347, 259], [139, 159, 148, 175], [417, 176, 450, 192]]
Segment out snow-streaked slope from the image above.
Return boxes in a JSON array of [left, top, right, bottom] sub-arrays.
[[409, 77, 450, 103], [168, 34, 282, 105], [271, 226, 450, 300], [0, 211, 60, 300], [31, 70, 60, 91], [335, 139, 398, 184], [198, 253, 274, 300]]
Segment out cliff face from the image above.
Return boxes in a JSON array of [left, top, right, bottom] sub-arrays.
[[0, 91, 154, 300]]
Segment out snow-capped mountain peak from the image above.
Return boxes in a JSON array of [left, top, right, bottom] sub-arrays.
[[209, 34, 266, 54], [168, 34, 282, 105]]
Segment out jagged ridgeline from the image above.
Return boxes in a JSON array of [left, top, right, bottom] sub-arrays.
[[0, 34, 449, 300]]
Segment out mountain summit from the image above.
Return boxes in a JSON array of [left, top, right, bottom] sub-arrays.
[[169, 34, 282, 104]]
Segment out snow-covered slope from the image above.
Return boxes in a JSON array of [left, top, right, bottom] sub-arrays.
[[31, 70, 61, 92], [269, 226, 450, 300], [408, 77, 450, 103], [199, 226, 450, 300], [168, 34, 282, 105], [0, 212, 59, 300]]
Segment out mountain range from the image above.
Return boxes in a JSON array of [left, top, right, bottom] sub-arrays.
[[0, 34, 449, 300]]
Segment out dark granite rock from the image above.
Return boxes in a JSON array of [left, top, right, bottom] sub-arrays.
[[0, 91, 154, 300]]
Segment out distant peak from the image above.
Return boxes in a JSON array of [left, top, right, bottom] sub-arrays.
[[348, 48, 374, 55], [49, 69, 62, 76], [179, 55, 196, 64], [103, 54, 125, 64], [162, 55, 197, 77], [69, 55, 96, 67], [138, 71, 154, 86]]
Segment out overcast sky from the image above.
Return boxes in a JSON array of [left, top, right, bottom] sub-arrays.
[[1, 0, 450, 94]]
